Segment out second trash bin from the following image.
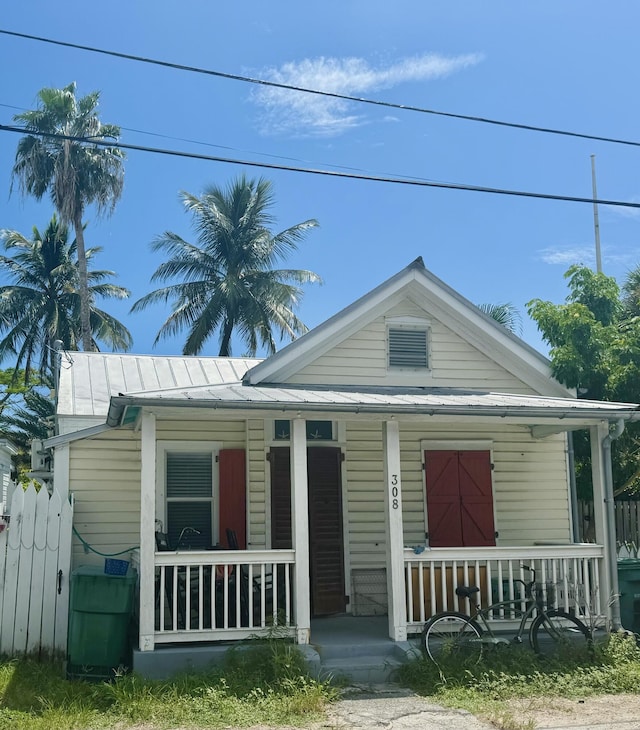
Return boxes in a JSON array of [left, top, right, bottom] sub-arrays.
[[68, 563, 137, 677], [617, 558, 640, 634]]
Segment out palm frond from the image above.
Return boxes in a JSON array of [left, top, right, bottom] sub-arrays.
[[477, 302, 523, 335]]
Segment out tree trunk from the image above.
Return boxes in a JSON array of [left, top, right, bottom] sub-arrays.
[[218, 319, 234, 356], [73, 210, 94, 352]]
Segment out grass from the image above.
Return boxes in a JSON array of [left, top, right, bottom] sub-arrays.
[[0, 638, 336, 730], [397, 631, 640, 730], [3, 632, 639, 730]]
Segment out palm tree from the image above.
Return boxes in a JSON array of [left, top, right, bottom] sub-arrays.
[[622, 264, 640, 318], [477, 302, 523, 335], [0, 215, 132, 383], [132, 175, 321, 356], [11, 82, 125, 352]]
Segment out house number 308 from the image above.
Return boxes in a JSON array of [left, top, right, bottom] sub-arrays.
[[390, 475, 399, 509]]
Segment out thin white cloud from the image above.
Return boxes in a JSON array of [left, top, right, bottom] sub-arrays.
[[538, 245, 638, 269], [252, 53, 483, 137], [605, 250, 640, 267], [538, 246, 595, 266]]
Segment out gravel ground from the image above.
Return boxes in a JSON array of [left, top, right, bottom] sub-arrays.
[[501, 694, 640, 729]]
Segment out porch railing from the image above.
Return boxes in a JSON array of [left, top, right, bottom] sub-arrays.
[[404, 545, 606, 629], [154, 549, 295, 643]]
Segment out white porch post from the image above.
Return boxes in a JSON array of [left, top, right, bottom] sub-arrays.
[[53, 443, 70, 500], [291, 417, 311, 644], [590, 422, 613, 621], [139, 411, 157, 651], [383, 419, 407, 641]]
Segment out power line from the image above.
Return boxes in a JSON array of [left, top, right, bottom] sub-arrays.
[[1, 101, 403, 178], [3, 123, 640, 209], [1, 27, 639, 150]]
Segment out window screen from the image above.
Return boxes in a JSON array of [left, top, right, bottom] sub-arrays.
[[166, 451, 214, 548], [388, 328, 428, 368]]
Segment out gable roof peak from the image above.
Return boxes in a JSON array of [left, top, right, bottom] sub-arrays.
[[409, 256, 425, 270]]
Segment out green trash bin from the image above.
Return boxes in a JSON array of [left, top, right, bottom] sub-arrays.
[[68, 564, 137, 674], [617, 559, 640, 634]]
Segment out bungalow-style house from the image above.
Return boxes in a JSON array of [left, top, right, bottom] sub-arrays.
[[47, 258, 639, 674]]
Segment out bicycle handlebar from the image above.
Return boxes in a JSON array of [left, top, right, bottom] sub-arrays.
[[521, 564, 536, 582]]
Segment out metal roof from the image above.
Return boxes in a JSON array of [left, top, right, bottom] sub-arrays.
[[56, 352, 640, 428], [56, 352, 261, 417], [106, 382, 640, 425]]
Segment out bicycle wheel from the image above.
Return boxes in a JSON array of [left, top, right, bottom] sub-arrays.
[[422, 611, 483, 664], [529, 610, 591, 658]]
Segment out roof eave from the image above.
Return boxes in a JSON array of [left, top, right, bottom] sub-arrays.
[[106, 394, 640, 425]]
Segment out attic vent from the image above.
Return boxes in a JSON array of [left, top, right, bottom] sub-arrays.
[[388, 327, 428, 369]]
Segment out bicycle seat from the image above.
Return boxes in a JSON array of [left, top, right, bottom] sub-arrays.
[[455, 585, 480, 598]]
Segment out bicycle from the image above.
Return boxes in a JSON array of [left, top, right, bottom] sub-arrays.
[[421, 565, 592, 664]]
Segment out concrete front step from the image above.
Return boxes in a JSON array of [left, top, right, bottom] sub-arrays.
[[300, 637, 421, 684], [319, 655, 405, 683], [314, 638, 404, 660]]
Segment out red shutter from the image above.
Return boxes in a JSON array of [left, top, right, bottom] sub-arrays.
[[425, 451, 463, 547], [425, 450, 496, 548], [458, 450, 495, 546], [219, 449, 246, 549]]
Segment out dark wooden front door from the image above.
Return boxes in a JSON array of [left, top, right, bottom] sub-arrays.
[[269, 446, 346, 616]]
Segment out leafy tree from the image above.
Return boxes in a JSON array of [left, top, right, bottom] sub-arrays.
[[0, 367, 35, 420], [527, 265, 640, 497], [0, 215, 132, 383], [477, 302, 523, 335], [11, 82, 125, 352], [132, 175, 321, 356]]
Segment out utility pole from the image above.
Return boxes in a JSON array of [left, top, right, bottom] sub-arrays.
[[590, 154, 602, 273]]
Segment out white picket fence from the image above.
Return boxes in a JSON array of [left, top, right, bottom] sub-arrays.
[[0, 482, 73, 656]]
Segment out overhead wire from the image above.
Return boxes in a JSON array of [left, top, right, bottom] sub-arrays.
[[1, 28, 640, 149], [0, 102, 401, 177], [2, 123, 640, 209]]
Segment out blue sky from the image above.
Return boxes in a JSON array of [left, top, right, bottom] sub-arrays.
[[1, 1, 639, 359]]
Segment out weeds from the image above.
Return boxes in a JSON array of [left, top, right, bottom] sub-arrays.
[[397, 632, 640, 730], [0, 636, 335, 730]]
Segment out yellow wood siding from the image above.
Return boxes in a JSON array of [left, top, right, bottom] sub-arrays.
[[69, 431, 141, 568], [286, 305, 537, 393], [344, 422, 386, 569], [247, 419, 267, 548]]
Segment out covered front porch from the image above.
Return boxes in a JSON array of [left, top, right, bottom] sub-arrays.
[[136, 543, 605, 648], [133, 408, 619, 659]]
